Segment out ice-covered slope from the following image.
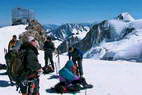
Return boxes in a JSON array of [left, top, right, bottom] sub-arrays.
[[73, 19, 129, 53], [76, 13, 142, 61], [73, 13, 135, 54], [0, 25, 27, 63], [85, 19, 142, 61]]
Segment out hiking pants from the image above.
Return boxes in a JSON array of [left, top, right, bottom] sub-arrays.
[[44, 52, 54, 70]]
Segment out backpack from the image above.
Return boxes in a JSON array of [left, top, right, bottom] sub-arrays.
[[54, 82, 67, 93], [54, 82, 80, 93], [42, 65, 54, 74], [5, 50, 26, 82]]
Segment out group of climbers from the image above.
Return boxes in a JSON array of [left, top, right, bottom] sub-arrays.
[[4, 34, 92, 95]]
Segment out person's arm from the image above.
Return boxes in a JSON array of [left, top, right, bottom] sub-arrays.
[[78, 49, 83, 59], [68, 52, 72, 60], [51, 42, 55, 52], [26, 50, 41, 72], [43, 42, 46, 50]]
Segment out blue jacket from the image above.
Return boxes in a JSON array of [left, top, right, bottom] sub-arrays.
[[59, 60, 78, 81], [68, 48, 83, 60]]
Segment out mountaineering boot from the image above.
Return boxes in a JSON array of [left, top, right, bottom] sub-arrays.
[[80, 77, 93, 89]]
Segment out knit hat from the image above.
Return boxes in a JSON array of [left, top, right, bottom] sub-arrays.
[[28, 36, 35, 42]]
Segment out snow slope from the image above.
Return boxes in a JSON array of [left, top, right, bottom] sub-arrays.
[[0, 25, 27, 63], [0, 25, 142, 95], [1, 53, 142, 95]]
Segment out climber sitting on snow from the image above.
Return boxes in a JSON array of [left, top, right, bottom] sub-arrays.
[[54, 60, 93, 93]]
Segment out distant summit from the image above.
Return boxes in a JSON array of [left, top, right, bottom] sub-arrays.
[[116, 12, 135, 22], [43, 24, 59, 32], [49, 23, 90, 41]]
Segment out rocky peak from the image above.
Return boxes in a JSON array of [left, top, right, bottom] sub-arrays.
[[116, 12, 135, 22]]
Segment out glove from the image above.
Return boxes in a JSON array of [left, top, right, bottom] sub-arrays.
[[37, 68, 43, 76]]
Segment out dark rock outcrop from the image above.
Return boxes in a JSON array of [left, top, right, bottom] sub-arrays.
[[19, 20, 46, 49]]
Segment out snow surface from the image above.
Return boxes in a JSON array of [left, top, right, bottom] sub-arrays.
[[73, 31, 88, 40], [129, 19, 142, 29], [75, 26, 90, 40], [0, 25, 27, 63], [52, 40, 62, 48], [0, 25, 142, 95], [1, 52, 142, 95], [108, 20, 128, 37]]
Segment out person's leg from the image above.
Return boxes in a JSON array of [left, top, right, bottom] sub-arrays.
[[72, 59, 76, 65], [77, 59, 83, 77], [19, 81, 28, 95], [71, 79, 81, 85], [71, 77, 87, 87], [44, 52, 49, 67], [33, 78, 40, 95], [8, 62, 15, 85], [49, 53, 54, 71], [5, 54, 13, 83]]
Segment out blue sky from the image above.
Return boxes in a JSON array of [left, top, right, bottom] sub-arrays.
[[0, 0, 142, 25]]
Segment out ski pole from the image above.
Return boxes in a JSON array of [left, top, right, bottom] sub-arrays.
[[54, 61, 58, 74], [85, 89, 87, 95], [55, 49, 61, 74], [57, 49, 61, 70]]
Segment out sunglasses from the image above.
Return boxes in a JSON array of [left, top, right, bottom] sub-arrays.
[[31, 39, 36, 42]]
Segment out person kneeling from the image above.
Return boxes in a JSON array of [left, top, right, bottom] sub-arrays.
[[54, 60, 92, 93]]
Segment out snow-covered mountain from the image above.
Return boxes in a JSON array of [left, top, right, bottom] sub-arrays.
[[116, 12, 135, 22], [48, 23, 90, 53], [80, 13, 142, 62], [73, 18, 130, 53], [43, 24, 59, 32], [49, 23, 90, 41]]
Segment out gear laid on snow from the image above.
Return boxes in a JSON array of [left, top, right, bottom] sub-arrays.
[[42, 65, 54, 74], [49, 60, 93, 93], [0, 63, 7, 70]]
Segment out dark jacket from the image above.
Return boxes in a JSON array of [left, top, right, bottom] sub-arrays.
[[68, 48, 83, 60], [20, 42, 41, 78], [43, 41, 55, 54], [8, 40, 18, 51]]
